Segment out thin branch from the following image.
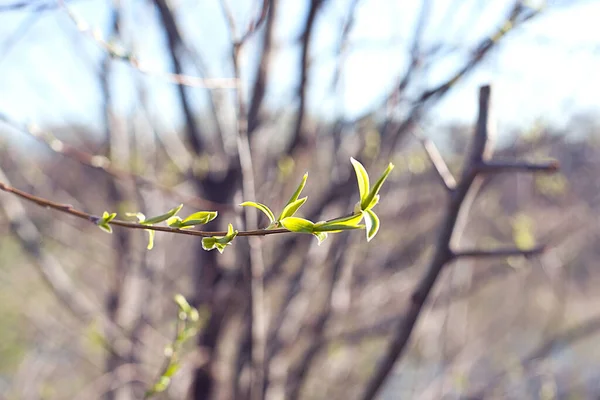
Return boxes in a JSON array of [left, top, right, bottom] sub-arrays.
[[247, 0, 276, 137], [220, 0, 269, 397], [0, 180, 286, 237], [285, 0, 324, 155], [56, 0, 237, 89], [452, 245, 546, 259], [415, 133, 457, 191], [476, 159, 559, 174], [0, 113, 231, 211]]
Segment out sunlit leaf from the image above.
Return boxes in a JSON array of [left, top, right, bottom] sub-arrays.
[[146, 229, 155, 250], [98, 223, 112, 234], [363, 209, 380, 242], [163, 363, 180, 378], [181, 211, 218, 226], [362, 162, 394, 210], [174, 294, 192, 313], [279, 173, 308, 219], [166, 216, 183, 228], [313, 231, 328, 245], [101, 211, 117, 223], [280, 217, 315, 233], [201, 224, 238, 253], [240, 201, 275, 223], [313, 213, 364, 232], [202, 237, 217, 252], [351, 157, 370, 205], [279, 197, 307, 220], [126, 212, 146, 223], [142, 204, 183, 225]]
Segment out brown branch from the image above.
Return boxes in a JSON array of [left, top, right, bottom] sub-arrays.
[[453, 245, 546, 259], [360, 83, 559, 400], [476, 159, 559, 174], [416, 133, 457, 191], [285, 0, 324, 155], [0, 180, 289, 237], [221, 1, 269, 397], [247, 0, 276, 137]]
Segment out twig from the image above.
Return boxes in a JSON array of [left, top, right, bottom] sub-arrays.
[[0, 113, 231, 211], [220, 1, 270, 397], [56, 0, 237, 89], [416, 134, 457, 191], [476, 160, 559, 174], [0, 180, 287, 237], [453, 245, 546, 259]]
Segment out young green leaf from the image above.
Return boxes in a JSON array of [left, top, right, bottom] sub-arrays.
[[279, 197, 307, 220], [201, 224, 238, 253], [240, 201, 276, 224], [146, 229, 156, 250], [362, 163, 394, 210], [126, 212, 146, 223], [96, 211, 117, 233], [362, 209, 380, 242], [350, 157, 370, 206], [181, 211, 218, 226], [101, 211, 117, 223], [280, 217, 315, 233], [142, 204, 183, 225], [279, 173, 308, 219], [174, 294, 192, 314], [312, 231, 328, 245], [97, 222, 113, 234], [313, 213, 365, 232]]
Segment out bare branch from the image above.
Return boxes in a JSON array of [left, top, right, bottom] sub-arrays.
[[56, 0, 237, 89], [453, 245, 546, 259], [416, 134, 457, 191], [360, 84, 544, 400], [476, 159, 560, 174]]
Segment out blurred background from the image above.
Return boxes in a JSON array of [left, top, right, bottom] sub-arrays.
[[0, 0, 599, 399]]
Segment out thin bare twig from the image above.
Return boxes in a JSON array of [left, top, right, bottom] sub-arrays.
[[476, 160, 559, 174], [453, 245, 546, 259], [220, 0, 269, 397], [56, 0, 237, 89], [415, 133, 457, 191], [0, 113, 231, 211]]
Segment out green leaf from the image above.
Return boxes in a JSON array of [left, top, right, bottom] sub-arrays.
[[280, 173, 308, 218], [146, 229, 155, 250], [126, 212, 146, 223], [363, 209, 380, 242], [351, 157, 370, 206], [312, 231, 328, 245], [174, 294, 192, 313], [163, 363, 180, 378], [201, 237, 217, 252], [279, 197, 307, 220], [280, 217, 315, 233], [240, 201, 275, 224], [362, 163, 394, 210], [98, 222, 113, 234], [101, 211, 117, 223], [181, 211, 218, 226], [166, 216, 183, 228], [313, 213, 364, 232], [142, 204, 183, 225], [201, 224, 238, 253]]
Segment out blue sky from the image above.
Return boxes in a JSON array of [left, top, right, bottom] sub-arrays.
[[0, 0, 599, 141]]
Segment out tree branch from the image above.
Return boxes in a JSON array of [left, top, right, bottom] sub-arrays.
[[452, 245, 546, 259], [476, 160, 559, 174]]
